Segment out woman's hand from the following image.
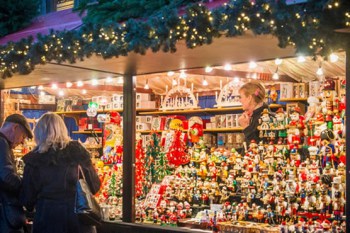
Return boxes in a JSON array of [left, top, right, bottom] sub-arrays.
[[238, 111, 251, 129]]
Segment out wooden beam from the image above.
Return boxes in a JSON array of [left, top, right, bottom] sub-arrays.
[[186, 68, 297, 82], [42, 83, 154, 93]]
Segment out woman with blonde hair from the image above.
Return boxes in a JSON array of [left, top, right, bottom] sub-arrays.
[[238, 81, 270, 147], [20, 113, 100, 233]]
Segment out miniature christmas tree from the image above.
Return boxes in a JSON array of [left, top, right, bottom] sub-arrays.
[[154, 151, 172, 183], [144, 133, 161, 192], [108, 172, 117, 197], [167, 130, 189, 166], [135, 138, 146, 197]]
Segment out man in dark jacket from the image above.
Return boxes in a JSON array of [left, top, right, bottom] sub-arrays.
[[0, 114, 33, 233]]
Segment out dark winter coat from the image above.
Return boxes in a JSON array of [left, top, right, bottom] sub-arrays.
[[20, 141, 101, 233], [0, 132, 25, 232]]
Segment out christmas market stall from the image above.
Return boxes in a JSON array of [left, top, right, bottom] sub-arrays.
[[0, 0, 349, 233]]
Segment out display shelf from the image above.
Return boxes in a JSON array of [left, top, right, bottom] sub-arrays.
[[55, 108, 158, 115], [279, 98, 308, 102], [204, 127, 243, 132], [137, 127, 243, 134], [138, 104, 283, 115], [72, 130, 102, 134], [19, 103, 56, 111]]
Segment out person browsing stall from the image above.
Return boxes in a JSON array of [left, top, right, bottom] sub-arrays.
[[238, 81, 270, 147], [0, 114, 33, 233], [20, 113, 101, 233]]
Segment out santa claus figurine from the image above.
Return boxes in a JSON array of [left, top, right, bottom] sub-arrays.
[[286, 106, 305, 148], [332, 113, 343, 139]]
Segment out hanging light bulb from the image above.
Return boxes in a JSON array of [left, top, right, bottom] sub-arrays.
[[205, 66, 213, 73], [180, 70, 187, 79], [117, 76, 124, 84], [224, 64, 232, 71], [202, 76, 208, 86], [272, 66, 279, 80], [51, 83, 58, 89], [77, 81, 84, 87], [91, 79, 98, 86], [82, 89, 87, 94], [249, 61, 257, 69], [172, 77, 177, 86], [106, 76, 113, 83], [316, 66, 324, 76], [66, 82, 73, 88], [167, 71, 175, 76], [144, 79, 150, 89], [58, 90, 65, 96], [297, 56, 306, 63], [329, 53, 339, 63], [275, 58, 283, 65]]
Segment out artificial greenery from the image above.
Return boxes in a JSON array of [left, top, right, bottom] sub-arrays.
[[75, 0, 208, 25], [0, 0, 40, 38], [0, 0, 349, 79]]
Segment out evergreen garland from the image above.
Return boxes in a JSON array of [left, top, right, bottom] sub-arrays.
[[0, 0, 40, 38], [0, 0, 349, 79], [75, 0, 207, 24]]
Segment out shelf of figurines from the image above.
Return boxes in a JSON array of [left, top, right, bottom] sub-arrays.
[[72, 130, 103, 134], [137, 128, 244, 134], [55, 108, 159, 116], [278, 98, 308, 102], [54, 104, 283, 117], [93, 78, 346, 233], [138, 104, 283, 116]]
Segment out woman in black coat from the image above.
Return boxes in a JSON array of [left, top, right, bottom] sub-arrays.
[[238, 81, 271, 147], [20, 113, 101, 233]]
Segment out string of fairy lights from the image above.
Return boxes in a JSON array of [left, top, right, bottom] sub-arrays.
[[33, 52, 342, 98], [0, 0, 348, 80]]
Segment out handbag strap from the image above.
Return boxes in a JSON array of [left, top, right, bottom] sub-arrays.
[[77, 164, 86, 181]]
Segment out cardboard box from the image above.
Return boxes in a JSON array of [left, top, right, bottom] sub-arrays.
[[91, 96, 99, 103], [140, 101, 156, 109], [293, 83, 308, 98], [309, 81, 321, 97], [280, 83, 294, 99], [206, 122, 212, 129], [38, 94, 55, 104], [136, 116, 150, 123], [220, 115, 227, 128], [136, 93, 150, 101], [105, 103, 112, 110], [112, 94, 123, 103], [226, 114, 234, 128], [136, 123, 151, 130]]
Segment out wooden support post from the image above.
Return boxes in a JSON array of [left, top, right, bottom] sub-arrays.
[[122, 73, 136, 223]]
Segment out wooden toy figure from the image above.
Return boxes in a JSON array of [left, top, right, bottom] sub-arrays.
[[286, 106, 305, 148], [320, 138, 335, 169], [275, 107, 287, 140], [265, 205, 275, 224]]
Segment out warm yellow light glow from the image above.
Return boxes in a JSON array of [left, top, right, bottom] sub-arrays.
[[329, 53, 339, 63]]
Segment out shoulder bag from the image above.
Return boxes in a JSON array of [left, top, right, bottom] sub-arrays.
[[75, 165, 102, 225]]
